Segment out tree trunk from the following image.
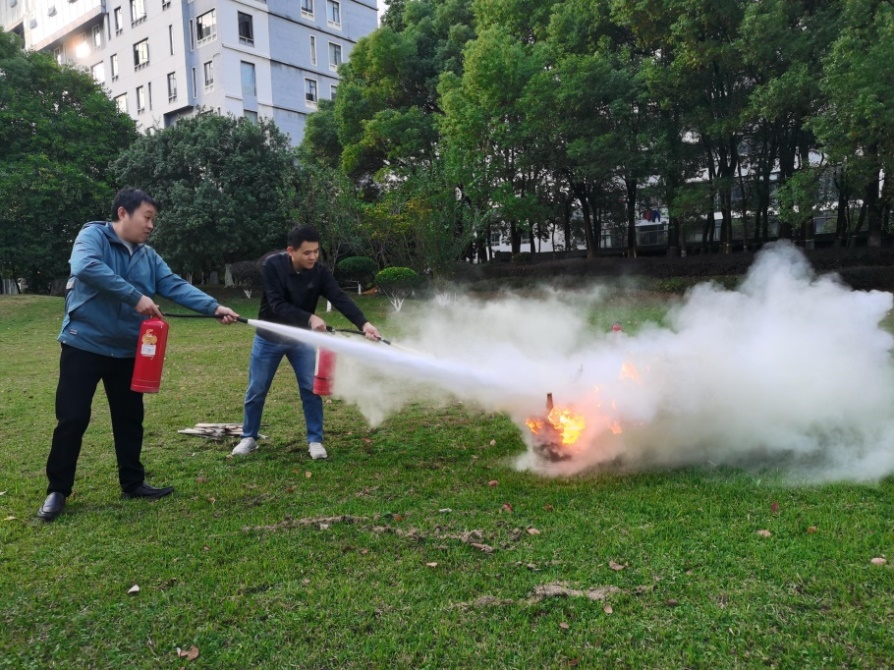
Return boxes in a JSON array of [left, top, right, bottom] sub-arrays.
[[625, 177, 638, 258]]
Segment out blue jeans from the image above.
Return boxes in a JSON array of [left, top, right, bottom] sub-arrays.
[[242, 333, 323, 444]]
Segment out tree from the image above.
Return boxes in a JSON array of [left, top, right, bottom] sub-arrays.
[[814, 0, 894, 247], [112, 114, 298, 277], [0, 30, 137, 293]]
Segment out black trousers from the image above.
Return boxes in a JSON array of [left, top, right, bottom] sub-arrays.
[[46, 344, 145, 496]]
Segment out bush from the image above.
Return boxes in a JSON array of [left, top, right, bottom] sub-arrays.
[[374, 267, 419, 297], [336, 256, 378, 289], [229, 259, 264, 288], [511, 252, 533, 264]]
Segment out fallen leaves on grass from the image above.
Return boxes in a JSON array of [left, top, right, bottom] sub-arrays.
[[806, 526, 818, 534], [489, 440, 496, 446], [501, 503, 513, 513], [527, 528, 541, 536], [426, 562, 438, 568], [488, 480, 499, 487], [559, 622, 570, 630], [529, 582, 623, 603], [870, 557, 887, 565], [756, 530, 772, 538], [127, 584, 140, 595], [771, 501, 779, 514], [608, 560, 627, 571], [176, 645, 199, 661], [305, 471, 312, 479], [246, 514, 367, 532], [4, 516, 15, 521], [543, 504, 554, 512], [603, 604, 613, 614], [469, 542, 495, 553]]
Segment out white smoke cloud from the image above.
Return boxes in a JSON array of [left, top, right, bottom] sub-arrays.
[[255, 242, 894, 481]]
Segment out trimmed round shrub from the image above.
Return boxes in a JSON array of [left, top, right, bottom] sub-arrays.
[[336, 256, 378, 289], [374, 267, 419, 297]]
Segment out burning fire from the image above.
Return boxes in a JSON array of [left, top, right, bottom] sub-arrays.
[[526, 406, 587, 446]]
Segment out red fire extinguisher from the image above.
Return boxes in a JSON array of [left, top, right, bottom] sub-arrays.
[[313, 348, 336, 396], [131, 317, 169, 393]]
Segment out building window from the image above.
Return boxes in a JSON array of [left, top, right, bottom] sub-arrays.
[[328, 42, 341, 71], [110, 53, 119, 80], [91, 61, 105, 84], [196, 10, 216, 46], [136, 85, 146, 113], [330, 84, 337, 99], [326, 0, 340, 27], [238, 12, 253, 46], [305, 78, 317, 107], [92, 24, 102, 48], [52, 46, 63, 65], [130, 0, 145, 25], [115, 93, 128, 113], [148, 82, 152, 110], [133, 38, 149, 69], [240, 61, 256, 97], [168, 24, 174, 54], [191, 66, 197, 96], [244, 110, 258, 123], [203, 60, 214, 91], [162, 0, 170, 8], [188, 19, 195, 50], [167, 72, 177, 101], [309, 35, 316, 66], [301, 0, 313, 16], [113, 6, 123, 34]]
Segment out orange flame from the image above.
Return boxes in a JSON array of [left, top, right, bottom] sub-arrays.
[[619, 361, 640, 381], [527, 406, 587, 446], [548, 407, 586, 445]]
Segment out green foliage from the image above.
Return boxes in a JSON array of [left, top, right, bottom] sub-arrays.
[[336, 255, 378, 287], [0, 30, 138, 292], [374, 266, 419, 296], [111, 113, 298, 276], [511, 251, 532, 264]]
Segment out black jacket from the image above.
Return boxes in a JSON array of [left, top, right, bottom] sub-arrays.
[[257, 252, 367, 335]]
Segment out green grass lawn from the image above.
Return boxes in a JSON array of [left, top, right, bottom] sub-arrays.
[[1, 291, 893, 669]]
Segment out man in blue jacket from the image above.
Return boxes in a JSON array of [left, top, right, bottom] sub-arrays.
[[37, 187, 240, 522], [231, 224, 380, 460]]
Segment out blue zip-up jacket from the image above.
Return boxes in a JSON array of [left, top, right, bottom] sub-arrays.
[[58, 221, 220, 357]]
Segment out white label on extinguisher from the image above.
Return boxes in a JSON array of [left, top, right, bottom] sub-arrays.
[[141, 343, 157, 357]]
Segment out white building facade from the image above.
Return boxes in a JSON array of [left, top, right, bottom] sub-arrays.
[[1, 0, 377, 145]]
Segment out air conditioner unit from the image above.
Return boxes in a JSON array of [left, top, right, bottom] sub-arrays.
[[29, 18, 37, 27], [48, 5, 57, 16], [10, 0, 18, 7]]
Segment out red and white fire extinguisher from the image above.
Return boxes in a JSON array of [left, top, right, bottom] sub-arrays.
[[313, 348, 337, 396], [131, 317, 169, 393]]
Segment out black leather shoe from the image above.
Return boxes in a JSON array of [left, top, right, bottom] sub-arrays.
[[37, 492, 66, 521], [122, 482, 174, 499]]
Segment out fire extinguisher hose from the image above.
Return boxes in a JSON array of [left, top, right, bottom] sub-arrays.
[[162, 312, 391, 345]]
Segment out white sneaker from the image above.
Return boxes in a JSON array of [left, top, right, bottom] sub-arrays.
[[308, 442, 327, 460], [232, 437, 258, 455]]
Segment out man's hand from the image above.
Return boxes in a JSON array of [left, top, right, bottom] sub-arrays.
[[309, 314, 328, 332], [362, 322, 381, 341], [214, 305, 240, 324], [135, 295, 163, 318]]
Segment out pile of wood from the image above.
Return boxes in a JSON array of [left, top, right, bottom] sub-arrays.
[[178, 423, 253, 440]]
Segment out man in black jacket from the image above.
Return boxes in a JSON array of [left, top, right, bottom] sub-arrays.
[[233, 225, 380, 459]]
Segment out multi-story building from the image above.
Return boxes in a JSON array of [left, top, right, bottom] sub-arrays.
[[0, 0, 377, 144]]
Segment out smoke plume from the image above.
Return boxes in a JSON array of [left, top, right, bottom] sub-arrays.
[[256, 243, 894, 481]]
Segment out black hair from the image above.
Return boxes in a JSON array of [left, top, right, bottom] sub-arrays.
[[287, 224, 321, 248], [111, 187, 159, 221]]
